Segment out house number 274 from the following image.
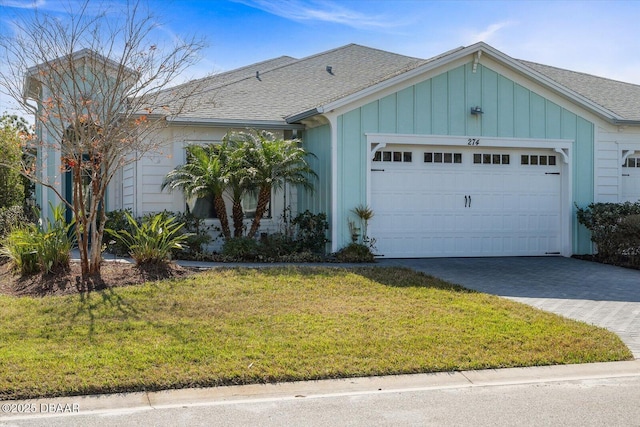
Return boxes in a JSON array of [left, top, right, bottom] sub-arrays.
[[467, 138, 480, 146]]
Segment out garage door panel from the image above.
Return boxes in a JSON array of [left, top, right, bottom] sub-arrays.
[[370, 145, 563, 257]]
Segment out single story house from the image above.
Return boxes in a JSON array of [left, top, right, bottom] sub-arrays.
[[25, 42, 640, 257]]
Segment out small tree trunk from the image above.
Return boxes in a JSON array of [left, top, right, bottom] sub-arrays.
[[247, 186, 271, 238], [213, 194, 231, 239], [73, 165, 90, 277], [232, 196, 244, 238]]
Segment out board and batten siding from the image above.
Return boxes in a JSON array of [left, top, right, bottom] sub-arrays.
[[335, 63, 594, 254], [299, 124, 332, 221]]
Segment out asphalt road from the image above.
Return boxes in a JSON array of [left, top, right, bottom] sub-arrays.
[[3, 362, 639, 427]]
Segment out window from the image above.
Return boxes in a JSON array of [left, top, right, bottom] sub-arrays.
[[373, 150, 413, 162], [521, 155, 557, 166], [424, 152, 462, 164], [188, 192, 270, 220], [623, 157, 640, 168], [473, 153, 509, 164]]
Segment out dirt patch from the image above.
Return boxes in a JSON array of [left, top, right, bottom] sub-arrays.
[[0, 260, 198, 297]]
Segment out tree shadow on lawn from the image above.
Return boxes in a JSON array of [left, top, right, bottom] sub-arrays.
[[251, 265, 478, 293], [352, 266, 478, 293]]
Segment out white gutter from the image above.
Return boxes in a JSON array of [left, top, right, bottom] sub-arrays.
[[167, 117, 305, 130]]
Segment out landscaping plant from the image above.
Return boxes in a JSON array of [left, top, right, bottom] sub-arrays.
[[0, 204, 74, 274], [107, 211, 190, 265], [576, 201, 640, 266]]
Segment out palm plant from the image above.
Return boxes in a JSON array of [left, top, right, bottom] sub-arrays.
[[162, 144, 232, 239], [221, 133, 253, 237], [240, 130, 317, 239]]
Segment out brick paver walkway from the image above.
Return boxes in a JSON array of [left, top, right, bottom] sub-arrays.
[[380, 257, 640, 358]]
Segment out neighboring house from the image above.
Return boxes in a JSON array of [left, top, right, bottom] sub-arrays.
[[25, 42, 640, 257]]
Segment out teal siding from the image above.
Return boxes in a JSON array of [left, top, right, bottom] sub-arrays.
[[335, 63, 595, 253], [546, 101, 562, 138], [415, 81, 432, 134], [299, 124, 332, 222], [497, 75, 515, 137], [448, 66, 466, 135], [397, 87, 414, 133], [431, 74, 448, 135]]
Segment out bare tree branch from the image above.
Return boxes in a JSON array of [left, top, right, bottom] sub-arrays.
[[0, 0, 207, 277]]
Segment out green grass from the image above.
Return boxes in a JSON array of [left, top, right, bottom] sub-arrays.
[[0, 267, 632, 400]]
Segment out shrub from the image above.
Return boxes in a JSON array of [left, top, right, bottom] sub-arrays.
[[0, 204, 74, 274], [334, 243, 375, 263], [576, 202, 640, 266], [220, 237, 260, 261], [171, 210, 213, 258], [107, 212, 190, 266], [291, 210, 329, 254], [104, 209, 134, 256], [0, 205, 34, 239], [259, 233, 297, 257], [1, 228, 40, 274]]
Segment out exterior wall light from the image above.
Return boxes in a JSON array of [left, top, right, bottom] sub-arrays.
[[471, 106, 483, 115]]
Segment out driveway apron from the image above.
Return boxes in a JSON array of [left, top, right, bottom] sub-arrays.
[[379, 257, 640, 358]]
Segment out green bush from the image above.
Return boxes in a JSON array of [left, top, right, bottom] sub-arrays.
[[334, 243, 375, 263], [1, 228, 40, 274], [0, 205, 35, 239], [220, 237, 260, 261], [259, 233, 297, 257], [104, 209, 134, 256], [0, 204, 74, 275], [107, 212, 191, 266], [171, 210, 213, 258], [291, 210, 329, 254], [576, 201, 640, 265]]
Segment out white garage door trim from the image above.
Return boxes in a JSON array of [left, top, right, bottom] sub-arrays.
[[365, 133, 574, 257], [620, 147, 640, 202]]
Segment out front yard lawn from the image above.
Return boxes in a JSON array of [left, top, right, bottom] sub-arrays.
[[0, 267, 632, 399]]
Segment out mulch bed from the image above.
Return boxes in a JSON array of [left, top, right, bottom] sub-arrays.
[[0, 261, 198, 297]]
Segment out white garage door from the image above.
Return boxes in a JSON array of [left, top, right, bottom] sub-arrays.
[[370, 145, 563, 258]]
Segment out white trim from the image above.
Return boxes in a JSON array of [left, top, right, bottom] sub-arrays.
[[365, 133, 574, 257], [327, 112, 339, 253], [365, 133, 573, 151], [618, 142, 640, 202]]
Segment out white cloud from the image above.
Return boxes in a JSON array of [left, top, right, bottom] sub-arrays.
[[234, 0, 397, 30], [0, 0, 46, 9], [468, 21, 515, 44]]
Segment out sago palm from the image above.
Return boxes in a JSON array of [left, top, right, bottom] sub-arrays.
[[241, 130, 317, 238], [161, 144, 232, 239]]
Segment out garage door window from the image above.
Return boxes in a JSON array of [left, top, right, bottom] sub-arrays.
[[373, 151, 412, 162], [473, 153, 510, 165], [521, 155, 556, 166], [424, 152, 462, 164], [623, 157, 640, 167]]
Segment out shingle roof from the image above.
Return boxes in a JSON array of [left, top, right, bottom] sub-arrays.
[[519, 60, 640, 122], [171, 44, 426, 123], [165, 43, 640, 125]]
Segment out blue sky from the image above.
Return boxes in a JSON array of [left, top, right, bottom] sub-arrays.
[[1, 0, 639, 116]]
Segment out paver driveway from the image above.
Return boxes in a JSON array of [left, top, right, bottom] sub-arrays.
[[379, 256, 640, 358]]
